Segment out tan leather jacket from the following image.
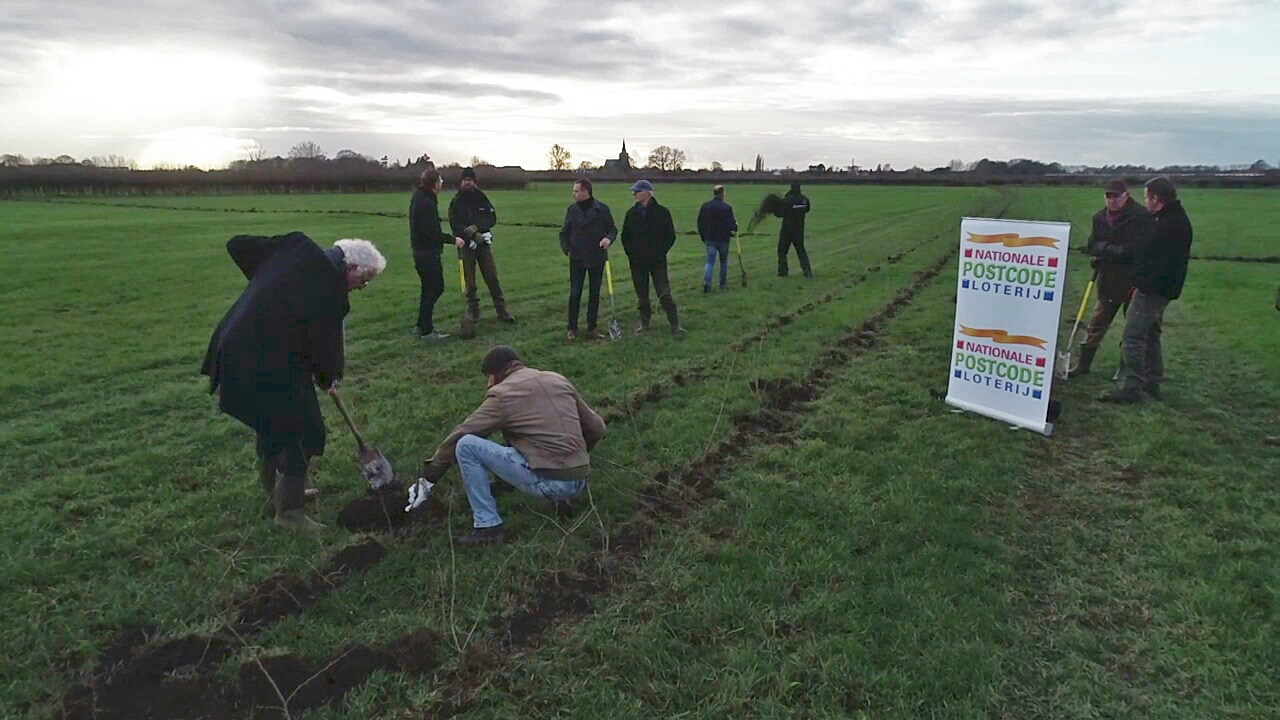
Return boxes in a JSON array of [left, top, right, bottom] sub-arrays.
[[424, 365, 606, 480]]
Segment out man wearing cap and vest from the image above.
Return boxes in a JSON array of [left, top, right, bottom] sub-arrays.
[[1070, 179, 1154, 378], [449, 167, 516, 326], [621, 179, 684, 337]]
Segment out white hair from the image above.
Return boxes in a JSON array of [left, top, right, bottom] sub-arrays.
[[334, 238, 387, 277]]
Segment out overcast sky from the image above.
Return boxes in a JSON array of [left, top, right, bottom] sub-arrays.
[[3, 0, 1277, 170]]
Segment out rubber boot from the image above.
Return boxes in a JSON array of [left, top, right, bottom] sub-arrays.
[[1068, 346, 1096, 378], [494, 300, 516, 324], [274, 473, 324, 532]]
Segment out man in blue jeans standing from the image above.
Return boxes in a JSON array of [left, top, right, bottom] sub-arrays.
[[407, 345, 607, 545], [697, 185, 738, 292]]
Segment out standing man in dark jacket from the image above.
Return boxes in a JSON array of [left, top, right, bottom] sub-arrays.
[[558, 179, 616, 340], [1070, 179, 1154, 377], [201, 233, 387, 530], [410, 169, 465, 340], [1100, 176, 1193, 403], [621, 179, 684, 336], [697, 184, 738, 292], [775, 179, 812, 278], [448, 167, 515, 328]]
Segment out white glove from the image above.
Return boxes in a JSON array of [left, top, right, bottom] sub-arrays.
[[481, 232, 493, 245], [405, 478, 435, 512]]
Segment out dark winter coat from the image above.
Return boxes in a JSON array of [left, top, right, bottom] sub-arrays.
[[200, 232, 348, 444], [558, 198, 617, 268], [621, 198, 676, 265], [1087, 198, 1153, 303], [775, 190, 810, 238], [1111, 200, 1193, 300], [409, 188, 454, 258], [447, 187, 498, 238], [697, 197, 738, 245]]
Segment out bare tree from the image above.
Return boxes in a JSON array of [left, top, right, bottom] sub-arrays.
[[548, 144, 571, 170], [241, 140, 264, 162], [335, 149, 366, 161], [54, 154, 78, 164], [948, 158, 965, 172], [288, 141, 326, 160], [0, 154, 28, 167], [577, 160, 595, 172], [470, 155, 492, 167], [710, 161, 723, 172], [646, 146, 687, 171]]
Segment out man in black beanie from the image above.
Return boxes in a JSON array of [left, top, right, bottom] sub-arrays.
[[449, 167, 515, 329]]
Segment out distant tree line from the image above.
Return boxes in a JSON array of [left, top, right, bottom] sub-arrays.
[[0, 144, 527, 197]]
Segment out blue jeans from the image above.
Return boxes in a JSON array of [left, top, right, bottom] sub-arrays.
[[703, 241, 729, 287], [454, 435, 586, 528]]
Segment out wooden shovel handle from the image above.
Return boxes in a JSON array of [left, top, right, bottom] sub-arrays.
[[327, 386, 367, 448]]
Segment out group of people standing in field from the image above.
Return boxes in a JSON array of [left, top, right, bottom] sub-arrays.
[[199, 170, 816, 541], [408, 169, 814, 341]]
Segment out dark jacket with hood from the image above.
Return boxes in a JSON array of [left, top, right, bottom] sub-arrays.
[[447, 187, 498, 240], [409, 188, 454, 259], [1087, 198, 1153, 303], [775, 188, 811, 238], [1132, 199, 1193, 300], [559, 197, 617, 268], [621, 198, 677, 265], [200, 232, 347, 446], [697, 196, 738, 245]]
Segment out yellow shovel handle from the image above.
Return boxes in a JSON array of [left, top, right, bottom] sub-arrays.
[[458, 258, 466, 293], [605, 260, 614, 296], [1074, 279, 1095, 324], [734, 232, 743, 255]]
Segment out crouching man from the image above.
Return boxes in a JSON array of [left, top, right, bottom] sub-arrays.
[[408, 345, 606, 545]]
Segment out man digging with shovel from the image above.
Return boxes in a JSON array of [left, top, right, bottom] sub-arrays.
[[405, 345, 607, 546], [201, 232, 387, 531]]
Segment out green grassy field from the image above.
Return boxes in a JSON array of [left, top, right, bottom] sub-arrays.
[[1, 184, 1276, 719]]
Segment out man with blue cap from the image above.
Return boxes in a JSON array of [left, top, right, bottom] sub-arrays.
[[620, 179, 684, 336]]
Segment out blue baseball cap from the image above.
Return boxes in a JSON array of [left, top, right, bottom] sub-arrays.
[[629, 179, 653, 192]]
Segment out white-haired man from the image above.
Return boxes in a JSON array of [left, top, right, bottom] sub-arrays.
[[201, 232, 387, 530]]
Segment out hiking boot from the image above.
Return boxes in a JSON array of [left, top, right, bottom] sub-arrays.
[[1142, 384, 1162, 401], [459, 524, 505, 546], [703, 284, 710, 294], [670, 325, 687, 338], [274, 510, 325, 532], [1266, 436, 1280, 447], [421, 331, 450, 341], [1099, 387, 1144, 404], [583, 328, 607, 341], [1068, 347, 1096, 378], [304, 488, 319, 500], [719, 283, 727, 290], [466, 304, 480, 321], [566, 329, 577, 341], [633, 321, 649, 334], [497, 312, 517, 324]]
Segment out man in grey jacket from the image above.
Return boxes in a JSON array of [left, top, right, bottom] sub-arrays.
[[407, 346, 607, 545]]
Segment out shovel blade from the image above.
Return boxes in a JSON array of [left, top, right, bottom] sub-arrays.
[[1053, 350, 1071, 380], [608, 319, 623, 341], [357, 445, 395, 490]]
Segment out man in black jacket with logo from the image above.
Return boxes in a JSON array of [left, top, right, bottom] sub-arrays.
[[621, 179, 683, 336], [775, 179, 812, 278], [410, 169, 465, 339], [558, 179, 616, 340], [1070, 179, 1153, 377], [449, 167, 515, 327], [1100, 176, 1193, 403]]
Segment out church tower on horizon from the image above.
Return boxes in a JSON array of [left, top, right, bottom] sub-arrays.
[[602, 139, 632, 174]]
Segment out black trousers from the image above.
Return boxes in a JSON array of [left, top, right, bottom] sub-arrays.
[[568, 258, 604, 331], [630, 256, 678, 326], [777, 232, 811, 276], [415, 254, 445, 332]]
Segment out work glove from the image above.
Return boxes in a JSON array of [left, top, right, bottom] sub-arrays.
[[481, 232, 493, 245], [314, 371, 338, 390], [1089, 256, 1101, 270], [405, 478, 436, 512], [1099, 243, 1124, 260]]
